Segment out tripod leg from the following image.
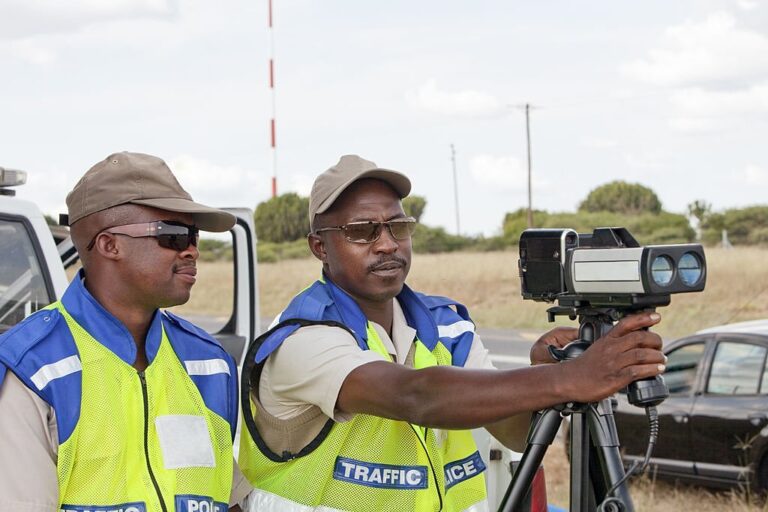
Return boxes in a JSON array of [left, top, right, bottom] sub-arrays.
[[498, 408, 562, 512], [570, 410, 593, 512], [586, 399, 634, 511]]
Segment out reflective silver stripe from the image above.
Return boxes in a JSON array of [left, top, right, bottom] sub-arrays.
[[242, 489, 487, 512], [437, 320, 475, 338], [30, 355, 82, 390], [461, 500, 490, 512], [184, 358, 230, 376], [243, 489, 347, 512]]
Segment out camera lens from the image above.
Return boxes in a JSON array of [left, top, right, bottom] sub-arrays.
[[679, 252, 703, 286], [651, 255, 674, 286]]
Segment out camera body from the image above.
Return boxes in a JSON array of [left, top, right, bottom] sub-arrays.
[[519, 227, 706, 309]]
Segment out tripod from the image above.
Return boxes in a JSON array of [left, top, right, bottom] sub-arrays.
[[498, 306, 655, 512]]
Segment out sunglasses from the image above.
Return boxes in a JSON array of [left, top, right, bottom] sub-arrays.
[[313, 217, 417, 244], [86, 220, 200, 252]]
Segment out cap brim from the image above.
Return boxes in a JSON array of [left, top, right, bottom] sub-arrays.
[[315, 168, 411, 216], [131, 197, 236, 232]]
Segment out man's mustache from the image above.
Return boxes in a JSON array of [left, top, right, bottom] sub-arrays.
[[368, 256, 408, 272]]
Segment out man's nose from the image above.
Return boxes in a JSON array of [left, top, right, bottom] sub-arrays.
[[179, 242, 199, 260], [372, 224, 399, 253]]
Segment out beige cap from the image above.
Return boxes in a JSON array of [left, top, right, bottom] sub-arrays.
[[308, 155, 411, 225], [65, 151, 235, 232]]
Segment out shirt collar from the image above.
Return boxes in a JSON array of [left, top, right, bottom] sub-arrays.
[[322, 273, 439, 351], [61, 269, 164, 366]]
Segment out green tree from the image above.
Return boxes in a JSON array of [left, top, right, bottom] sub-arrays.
[[578, 181, 662, 215], [254, 193, 310, 243], [701, 206, 768, 246], [402, 195, 427, 222], [502, 209, 694, 245]]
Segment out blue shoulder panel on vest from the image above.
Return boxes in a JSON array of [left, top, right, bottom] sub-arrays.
[[254, 323, 301, 364], [162, 312, 238, 437], [412, 291, 476, 368], [322, 279, 369, 349], [0, 308, 61, 365], [164, 311, 225, 349], [0, 363, 5, 387], [398, 286, 441, 351], [0, 308, 83, 443], [281, 281, 333, 322]]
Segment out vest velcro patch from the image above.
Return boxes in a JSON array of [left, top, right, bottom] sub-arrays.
[[174, 495, 228, 512], [444, 451, 487, 490], [333, 456, 428, 489], [60, 503, 146, 512]]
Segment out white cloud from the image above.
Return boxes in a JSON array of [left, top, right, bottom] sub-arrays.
[[623, 152, 667, 170], [737, 0, 759, 11], [5, 40, 57, 65], [622, 11, 768, 86], [287, 173, 315, 197], [580, 136, 617, 149], [0, 0, 175, 40], [405, 80, 506, 118], [670, 84, 768, 115], [745, 163, 768, 186], [469, 154, 548, 190], [168, 155, 270, 207], [667, 117, 718, 133]]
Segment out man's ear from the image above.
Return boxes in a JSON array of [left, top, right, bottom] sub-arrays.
[[93, 233, 122, 261], [307, 233, 327, 263]]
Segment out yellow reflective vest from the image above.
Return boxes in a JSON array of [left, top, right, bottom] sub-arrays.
[[239, 277, 489, 512]]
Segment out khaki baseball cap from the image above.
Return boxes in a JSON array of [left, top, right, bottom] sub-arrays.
[[65, 151, 235, 232], [308, 155, 411, 225]]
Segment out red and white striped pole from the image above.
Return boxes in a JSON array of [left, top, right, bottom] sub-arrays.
[[268, 0, 277, 197]]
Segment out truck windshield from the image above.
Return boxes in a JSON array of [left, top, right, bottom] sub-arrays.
[[0, 218, 53, 333]]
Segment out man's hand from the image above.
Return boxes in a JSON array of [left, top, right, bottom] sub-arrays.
[[529, 326, 579, 365], [562, 312, 665, 404]]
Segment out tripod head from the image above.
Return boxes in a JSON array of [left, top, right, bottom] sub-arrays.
[[545, 304, 669, 408]]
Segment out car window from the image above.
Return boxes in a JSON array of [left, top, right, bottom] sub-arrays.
[[707, 341, 767, 395], [664, 342, 706, 395], [0, 218, 54, 332]]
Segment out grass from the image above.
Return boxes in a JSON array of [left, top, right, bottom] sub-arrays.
[[542, 444, 768, 511]]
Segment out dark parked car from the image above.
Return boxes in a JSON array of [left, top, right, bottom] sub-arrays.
[[613, 319, 768, 490]]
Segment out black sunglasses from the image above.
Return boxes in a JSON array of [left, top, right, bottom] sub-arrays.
[[86, 220, 200, 252], [313, 217, 417, 244]]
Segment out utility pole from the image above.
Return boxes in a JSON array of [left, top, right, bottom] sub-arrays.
[[268, 0, 278, 197], [450, 144, 461, 235], [525, 103, 533, 228]]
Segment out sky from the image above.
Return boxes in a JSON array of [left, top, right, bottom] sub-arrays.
[[1, 0, 766, 237]]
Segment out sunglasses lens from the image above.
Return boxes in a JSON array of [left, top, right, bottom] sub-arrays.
[[156, 221, 199, 251], [345, 223, 381, 243], [157, 234, 188, 251], [389, 221, 416, 240]]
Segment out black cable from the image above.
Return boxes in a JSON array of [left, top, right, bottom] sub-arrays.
[[597, 406, 659, 512]]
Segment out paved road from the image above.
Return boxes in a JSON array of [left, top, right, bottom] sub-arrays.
[[477, 327, 538, 370]]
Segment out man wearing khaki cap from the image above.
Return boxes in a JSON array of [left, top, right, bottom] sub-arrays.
[[0, 152, 250, 511], [237, 154, 666, 511]]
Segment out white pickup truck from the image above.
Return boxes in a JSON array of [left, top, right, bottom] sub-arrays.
[[0, 167, 542, 511]]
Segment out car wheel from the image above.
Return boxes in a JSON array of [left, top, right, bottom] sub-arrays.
[[755, 454, 768, 494]]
